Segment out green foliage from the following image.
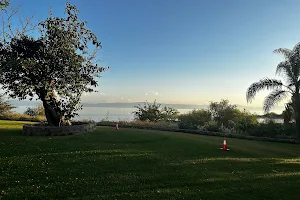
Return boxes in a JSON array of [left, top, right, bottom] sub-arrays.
[[133, 100, 161, 122], [133, 100, 179, 122], [178, 109, 211, 130], [0, 0, 9, 10], [246, 121, 296, 138], [160, 106, 179, 122], [0, 93, 15, 115], [208, 99, 239, 127], [0, 2, 107, 126], [232, 109, 259, 133], [99, 120, 179, 130], [201, 120, 220, 132], [178, 100, 259, 132]]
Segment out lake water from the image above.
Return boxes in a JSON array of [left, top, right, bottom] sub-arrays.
[[13, 106, 283, 123], [13, 106, 193, 122]]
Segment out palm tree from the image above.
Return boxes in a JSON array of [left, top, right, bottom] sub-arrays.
[[246, 43, 300, 142]]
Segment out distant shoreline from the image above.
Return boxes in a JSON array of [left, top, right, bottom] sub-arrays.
[[9, 100, 283, 114]]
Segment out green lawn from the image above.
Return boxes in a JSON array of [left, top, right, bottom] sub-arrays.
[[1, 120, 300, 200]]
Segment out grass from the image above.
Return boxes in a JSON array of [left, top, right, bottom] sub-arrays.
[[0, 112, 45, 122], [1, 120, 300, 199]]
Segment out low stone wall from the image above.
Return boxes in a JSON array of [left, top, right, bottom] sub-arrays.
[[23, 122, 97, 136]]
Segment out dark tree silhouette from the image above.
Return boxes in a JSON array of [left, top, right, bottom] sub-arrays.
[[247, 43, 300, 141]]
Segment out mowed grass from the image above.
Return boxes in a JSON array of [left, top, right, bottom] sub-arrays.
[[1, 120, 300, 199]]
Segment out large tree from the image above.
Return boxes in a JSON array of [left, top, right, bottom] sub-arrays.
[[0, 2, 107, 126], [246, 43, 300, 142]]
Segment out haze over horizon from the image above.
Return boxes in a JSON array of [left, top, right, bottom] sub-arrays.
[[6, 0, 300, 113], [9, 99, 284, 115]]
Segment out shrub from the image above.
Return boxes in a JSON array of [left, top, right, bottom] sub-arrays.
[[178, 109, 211, 130], [245, 120, 296, 138], [208, 99, 238, 127], [98, 120, 178, 130], [232, 110, 258, 133], [201, 121, 220, 132], [281, 123, 296, 138], [133, 100, 179, 122]]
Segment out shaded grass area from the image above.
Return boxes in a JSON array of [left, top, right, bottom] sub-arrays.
[[0, 120, 300, 199]]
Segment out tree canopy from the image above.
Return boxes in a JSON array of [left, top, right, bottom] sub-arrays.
[[0, 2, 108, 126]]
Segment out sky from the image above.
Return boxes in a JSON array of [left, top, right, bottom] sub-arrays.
[[6, 0, 300, 111]]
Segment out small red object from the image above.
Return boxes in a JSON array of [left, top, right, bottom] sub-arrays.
[[220, 138, 230, 151]]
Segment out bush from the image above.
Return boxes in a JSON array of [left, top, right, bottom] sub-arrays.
[[245, 120, 296, 138], [208, 99, 238, 127], [98, 120, 179, 130], [201, 121, 220, 132], [133, 100, 179, 122], [178, 109, 211, 130], [232, 110, 258, 133]]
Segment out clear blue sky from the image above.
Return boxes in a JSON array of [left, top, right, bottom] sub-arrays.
[[9, 0, 300, 109]]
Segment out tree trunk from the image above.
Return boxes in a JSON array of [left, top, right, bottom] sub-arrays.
[[42, 100, 61, 126]]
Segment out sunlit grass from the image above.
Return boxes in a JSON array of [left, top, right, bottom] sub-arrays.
[[1, 120, 300, 199], [0, 120, 35, 129], [276, 158, 300, 164]]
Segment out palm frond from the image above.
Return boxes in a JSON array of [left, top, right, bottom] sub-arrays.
[[246, 78, 283, 103], [273, 48, 292, 59], [276, 60, 291, 75], [292, 42, 300, 53], [263, 90, 288, 113], [290, 44, 300, 80], [276, 60, 295, 84]]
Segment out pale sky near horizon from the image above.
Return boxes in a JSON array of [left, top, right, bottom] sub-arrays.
[[6, 0, 300, 111]]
